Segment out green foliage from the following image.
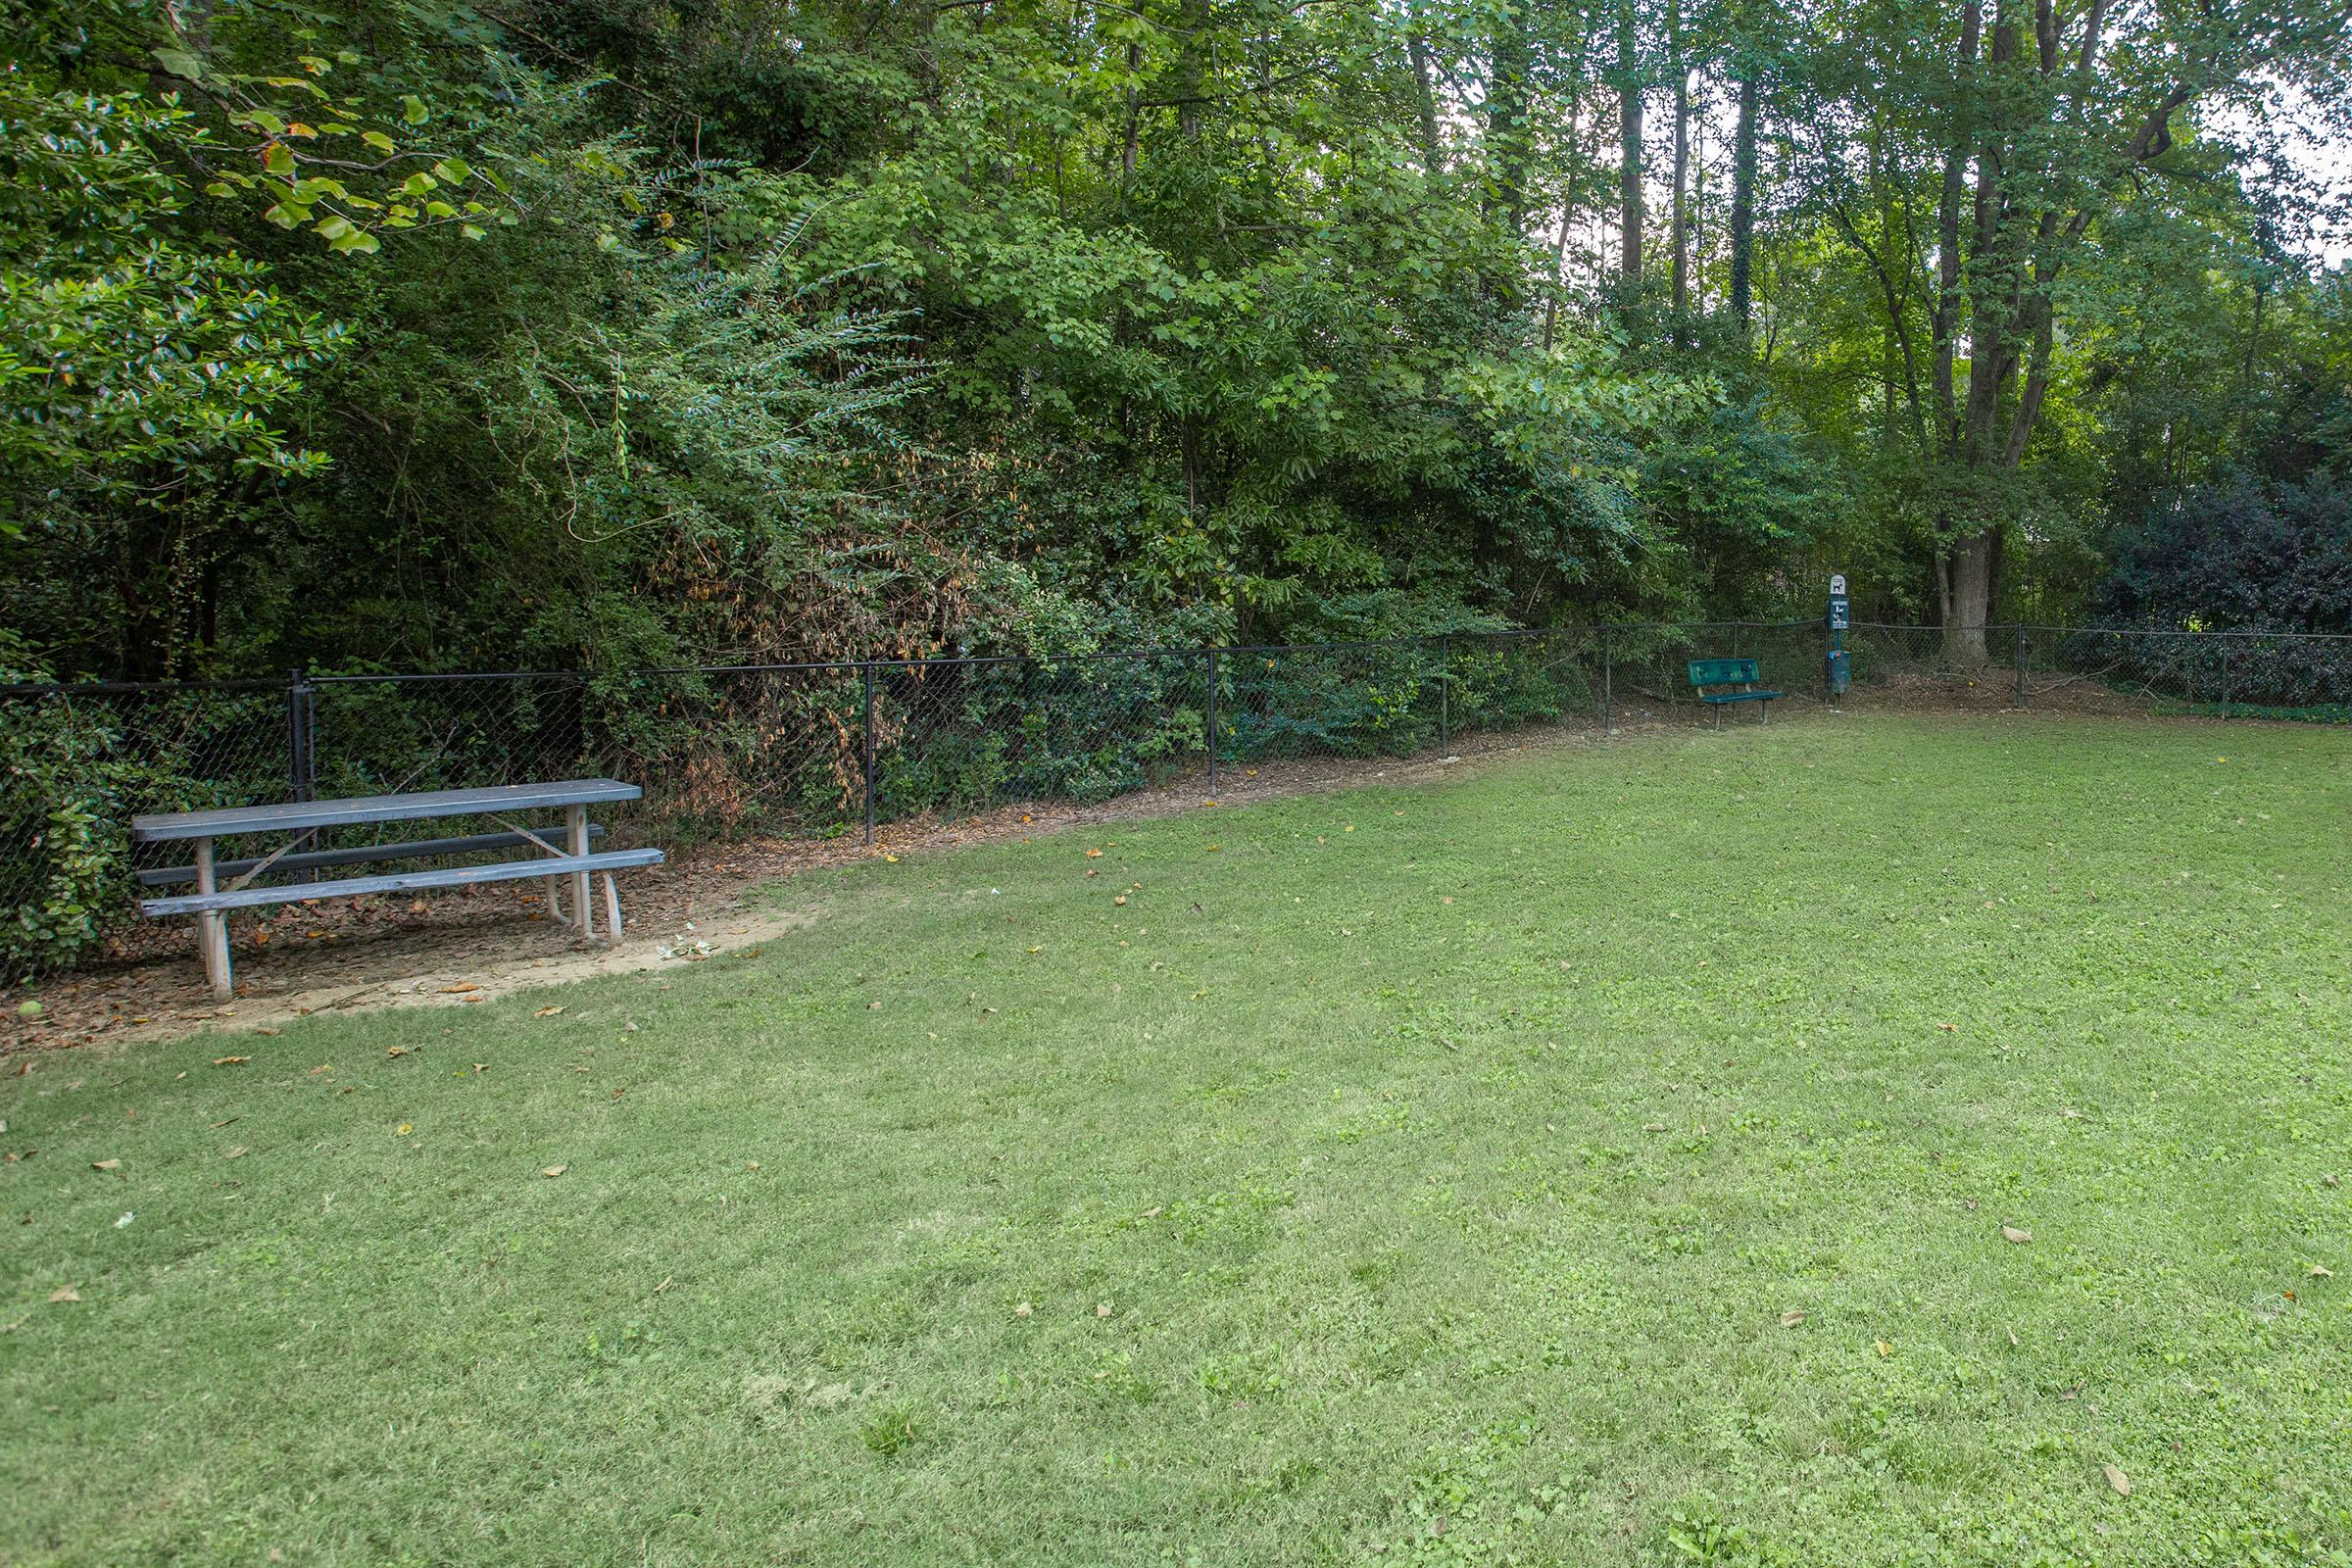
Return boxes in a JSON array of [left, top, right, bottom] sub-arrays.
[[0, 78, 341, 529], [0, 686, 288, 974], [3, 0, 2347, 676]]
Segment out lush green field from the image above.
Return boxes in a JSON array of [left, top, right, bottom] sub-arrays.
[[6, 716, 2349, 1567]]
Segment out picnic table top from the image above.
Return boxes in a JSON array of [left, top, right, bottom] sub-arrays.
[[130, 779, 642, 842]]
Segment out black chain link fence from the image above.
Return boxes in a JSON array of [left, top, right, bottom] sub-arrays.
[[7, 622, 2347, 985]]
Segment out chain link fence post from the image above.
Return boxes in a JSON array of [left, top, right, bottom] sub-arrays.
[[2014, 624, 2028, 710], [1437, 635, 1450, 757], [861, 663, 877, 846], [286, 669, 318, 802], [287, 669, 318, 881], [2220, 642, 2231, 720], [1600, 625, 1613, 734], [1204, 648, 1218, 796]]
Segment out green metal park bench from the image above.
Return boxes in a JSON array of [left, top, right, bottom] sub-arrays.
[[1687, 658, 1783, 727]]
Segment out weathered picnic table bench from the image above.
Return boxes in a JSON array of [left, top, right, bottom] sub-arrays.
[[131, 780, 664, 1000]]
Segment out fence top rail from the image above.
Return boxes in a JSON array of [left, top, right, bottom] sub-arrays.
[[1842, 621, 2352, 642], [10, 621, 2346, 701], [0, 677, 288, 698]]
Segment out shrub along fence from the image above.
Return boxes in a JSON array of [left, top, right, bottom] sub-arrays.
[[5, 621, 2346, 983]]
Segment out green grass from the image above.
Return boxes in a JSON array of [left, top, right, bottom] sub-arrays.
[[6, 715, 2350, 1567]]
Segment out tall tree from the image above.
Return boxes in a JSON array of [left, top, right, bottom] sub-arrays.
[[1617, 0, 1645, 281], [1728, 66, 1758, 323]]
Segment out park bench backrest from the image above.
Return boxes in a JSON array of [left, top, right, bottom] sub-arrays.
[[1688, 658, 1762, 689]]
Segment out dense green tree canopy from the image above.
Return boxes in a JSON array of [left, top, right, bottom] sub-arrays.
[[2, 0, 2347, 679]]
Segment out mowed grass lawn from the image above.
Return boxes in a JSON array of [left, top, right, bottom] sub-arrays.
[[6, 716, 2350, 1567]]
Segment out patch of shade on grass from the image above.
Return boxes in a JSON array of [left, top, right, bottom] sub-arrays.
[[4, 715, 2348, 1566]]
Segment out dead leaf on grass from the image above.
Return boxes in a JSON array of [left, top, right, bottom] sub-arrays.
[[213, 1056, 248, 1067], [386, 1047, 410, 1057], [2103, 1464, 2132, 1496], [2002, 1225, 2033, 1244], [224, 1146, 247, 1160], [48, 1286, 79, 1303], [534, 1006, 565, 1018], [440, 984, 480, 995], [541, 1164, 567, 1178], [90, 1158, 121, 1171], [1779, 1309, 1805, 1327], [1873, 1340, 1893, 1357]]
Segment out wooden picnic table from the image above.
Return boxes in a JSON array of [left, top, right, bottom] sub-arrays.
[[132, 779, 663, 1001]]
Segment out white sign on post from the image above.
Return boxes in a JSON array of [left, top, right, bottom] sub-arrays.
[[1829, 573, 1847, 596]]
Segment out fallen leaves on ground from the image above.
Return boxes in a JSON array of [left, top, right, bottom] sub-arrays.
[[534, 1005, 565, 1017], [1779, 1309, 1805, 1327], [541, 1165, 567, 1178], [2103, 1464, 2132, 1496], [213, 1056, 248, 1067], [440, 984, 479, 994], [2002, 1225, 2033, 1244], [1874, 1340, 1893, 1357], [90, 1158, 121, 1171], [48, 1286, 79, 1304]]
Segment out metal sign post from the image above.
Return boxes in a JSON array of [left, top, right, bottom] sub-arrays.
[[1825, 573, 1851, 698]]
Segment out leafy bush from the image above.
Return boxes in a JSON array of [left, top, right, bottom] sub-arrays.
[[0, 687, 287, 979], [2095, 474, 2351, 636], [2085, 475, 2352, 708]]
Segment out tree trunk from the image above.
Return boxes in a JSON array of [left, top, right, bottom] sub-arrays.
[[1488, 7, 1532, 237], [1944, 528, 2000, 662], [1121, 38, 1141, 179], [1618, 0, 1643, 284], [1728, 71, 1756, 322], [1407, 10, 1445, 174], [1175, 0, 1208, 141], [1670, 67, 1690, 316], [1544, 87, 1583, 352]]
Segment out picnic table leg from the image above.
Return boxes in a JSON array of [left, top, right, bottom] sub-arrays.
[[194, 836, 232, 1001], [601, 872, 622, 939], [565, 806, 592, 937]]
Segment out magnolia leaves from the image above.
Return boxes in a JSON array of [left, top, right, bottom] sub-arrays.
[[159, 42, 519, 252]]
